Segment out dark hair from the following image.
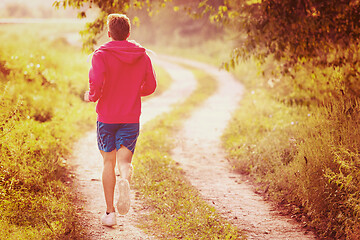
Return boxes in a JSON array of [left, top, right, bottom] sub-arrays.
[[107, 14, 131, 40]]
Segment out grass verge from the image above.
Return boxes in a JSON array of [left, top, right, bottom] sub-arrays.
[[222, 82, 360, 239], [132, 67, 243, 239], [0, 22, 94, 239]]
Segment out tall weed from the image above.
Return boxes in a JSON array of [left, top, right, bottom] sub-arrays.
[[0, 23, 94, 239], [223, 59, 360, 239]]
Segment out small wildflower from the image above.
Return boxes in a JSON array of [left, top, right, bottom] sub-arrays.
[[11, 56, 14, 59], [41, 56, 45, 60], [267, 78, 280, 88], [29, 63, 34, 67], [269, 114, 273, 118], [36, 64, 40, 68], [307, 113, 311, 117], [291, 121, 295, 125], [251, 90, 255, 95], [267, 79, 274, 88], [24, 71, 28, 75], [15, 56, 18, 60]]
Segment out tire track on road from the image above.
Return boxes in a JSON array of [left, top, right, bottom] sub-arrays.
[[167, 56, 316, 240]]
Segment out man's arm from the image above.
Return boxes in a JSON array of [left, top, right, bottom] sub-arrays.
[[140, 57, 157, 97], [87, 52, 105, 102]]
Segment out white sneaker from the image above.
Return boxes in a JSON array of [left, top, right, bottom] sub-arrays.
[[116, 179, 130, 215], [101, 212, 116, 226]]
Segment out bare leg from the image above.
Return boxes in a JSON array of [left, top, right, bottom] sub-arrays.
[[100, 150, 116, 213], [116, 145, 133, 215], [116, 145, 133, 181]]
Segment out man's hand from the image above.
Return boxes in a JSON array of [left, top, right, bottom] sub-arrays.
[[84, 91, 90, 102]]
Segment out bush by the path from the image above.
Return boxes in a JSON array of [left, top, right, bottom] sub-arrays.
[[223, 62, 360, 239], [0, 23, 94, 239]]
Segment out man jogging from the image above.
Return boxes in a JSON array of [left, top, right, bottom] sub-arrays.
[[84, 13, 157, 226]]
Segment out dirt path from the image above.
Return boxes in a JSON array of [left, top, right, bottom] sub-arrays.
[[69, 55, 197, 239], [70, 54, 316, 239], [71, 132, 153, 239], [165, 56, 317, 240], [140, 56, 196, 125]]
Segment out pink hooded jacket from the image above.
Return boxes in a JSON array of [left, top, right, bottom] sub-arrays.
[[88, 40, 157, 123]]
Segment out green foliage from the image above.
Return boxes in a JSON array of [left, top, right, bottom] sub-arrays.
[[214, 1, 360, 67], [133, 68, 243, 239], [57, 0, 360, 97], [59, 0, 360, 66], [0, 23, 94, 239], [216, 9, 360, 236], [128, 1, 223, 48], [222, 82, 360, 239], [54, 0, 171, 52]]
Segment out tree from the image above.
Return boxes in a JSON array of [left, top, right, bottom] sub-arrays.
[[55, 0, 360, 95], [55, 0, 360, 65], [218, 0, 360, 69], [206, 0, 360, 96]]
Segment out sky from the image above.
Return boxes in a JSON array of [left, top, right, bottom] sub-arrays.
[[0, 0, 83, 18], [1, 0, 55, 8]]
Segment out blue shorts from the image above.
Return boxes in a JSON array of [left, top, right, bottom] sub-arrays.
[[96, 121, 139, 154]]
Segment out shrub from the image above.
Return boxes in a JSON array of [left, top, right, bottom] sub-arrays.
[[223, 62, 360, 239], [0, 23, 94, 239]]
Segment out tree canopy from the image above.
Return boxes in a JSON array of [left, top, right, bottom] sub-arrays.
[[55, 0, 360, 95], [55, 0, 360, 64], [53, 0, 170, 51], [219, 0, 360, 69]]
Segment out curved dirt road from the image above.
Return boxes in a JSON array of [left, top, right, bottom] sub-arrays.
[[166, 56, 316, 240], [70, 54, 316, 239], [69, 55, 197, 239]]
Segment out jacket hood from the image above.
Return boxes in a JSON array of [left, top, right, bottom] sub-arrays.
[[95, 40, 146, 64]]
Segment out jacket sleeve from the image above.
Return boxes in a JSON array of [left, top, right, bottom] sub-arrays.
[[140, 56, 157, 97], [88, 51, 106, 102]]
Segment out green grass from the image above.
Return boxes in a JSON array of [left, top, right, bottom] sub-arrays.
[[132, 67, 243, 239], [0, 22, 94, 239], [222, 66, 360, 239]]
